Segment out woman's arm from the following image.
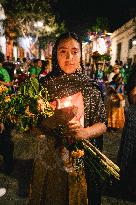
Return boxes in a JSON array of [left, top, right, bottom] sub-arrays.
[[66, 86, 107, 140], [67, 121, 107, 140]]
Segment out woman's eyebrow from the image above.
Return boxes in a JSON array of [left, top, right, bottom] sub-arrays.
[[58, 46, 67, 50], [58, 46, 79, 50]]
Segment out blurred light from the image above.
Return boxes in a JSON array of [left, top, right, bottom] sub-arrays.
[[106, 32, 112, 36], [0, 4, 6, 20], [132, 39, 136, 46], [45, 25, 52, 33], [29, 36, 33, 41], [92, 37, 107, 55], [34, 21, 43, 28], [82, 42, 88, 45]]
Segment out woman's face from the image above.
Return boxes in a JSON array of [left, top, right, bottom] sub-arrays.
[[114, 67, 120, 74], [57, 38, 81, 74], [37, 60, 42, 67]]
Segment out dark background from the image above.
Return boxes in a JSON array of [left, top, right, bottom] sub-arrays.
[[53, 0, 136, 34]]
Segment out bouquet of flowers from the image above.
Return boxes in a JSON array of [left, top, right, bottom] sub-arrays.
[[0, 77, 53, 132], [62, 135, 120, 183]]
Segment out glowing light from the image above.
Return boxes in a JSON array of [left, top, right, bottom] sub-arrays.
[[132, 39, 136, 46], [34, 21, 43, 28], [106, 32, 112, 36], [45, 25, 53, 33], [57, 96, 73, 109], [92, 37, 107, 55], [18, 36, 35, 59], [18, 36, 32, 51], [63, 100, 72, 107], [0, 4, 6, 20]]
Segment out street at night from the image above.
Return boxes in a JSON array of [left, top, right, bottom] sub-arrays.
[[0, 129, 135, 204], [0, 0, 136, 204]]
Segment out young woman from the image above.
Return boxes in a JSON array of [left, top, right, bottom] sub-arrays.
[[29, 32, 107, 205]]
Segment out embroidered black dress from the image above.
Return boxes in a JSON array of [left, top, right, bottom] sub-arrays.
[[29, 73, 107, 205], [117, 105, 136, 189]]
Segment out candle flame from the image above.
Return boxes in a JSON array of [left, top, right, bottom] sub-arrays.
[[57, 96, 73, 109], [63, 100, 72, 107]]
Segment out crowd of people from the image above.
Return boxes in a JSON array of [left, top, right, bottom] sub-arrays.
[[85, 58, 136, 130], [0, 32, 136, 204]]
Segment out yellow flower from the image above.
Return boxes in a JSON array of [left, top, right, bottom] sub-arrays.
[[71, 149, 84, 158], [37, 98, 46, 112], [4, 95, 11, 102], [0, 85, 8, 94], [25, 106, 35, 117], [8, 115, 17, 123]]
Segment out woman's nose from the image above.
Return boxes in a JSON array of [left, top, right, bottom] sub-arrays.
[[66, 51, 72, 59]]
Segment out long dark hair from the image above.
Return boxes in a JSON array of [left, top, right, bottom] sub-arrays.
[[47, 32, 84, 78]]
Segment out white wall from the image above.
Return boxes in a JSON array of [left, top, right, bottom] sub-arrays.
[[110, 18, 136, 66], [0, 4, 6, 55]]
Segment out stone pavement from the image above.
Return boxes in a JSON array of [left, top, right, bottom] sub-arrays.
[[0, 129, 136, 205]]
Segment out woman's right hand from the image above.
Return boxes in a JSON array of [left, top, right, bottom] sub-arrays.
[[41, 105, 78, 129]]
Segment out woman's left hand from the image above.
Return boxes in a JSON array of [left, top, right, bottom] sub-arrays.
[[66, 120, 89, 139], [66, 121, 107, 140]]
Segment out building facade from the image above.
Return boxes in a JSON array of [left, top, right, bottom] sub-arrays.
[[110, 17, 136, 66], [0, 4, 6, 55]]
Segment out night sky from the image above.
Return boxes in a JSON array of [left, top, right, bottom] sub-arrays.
[[55, 0, 136, 34]]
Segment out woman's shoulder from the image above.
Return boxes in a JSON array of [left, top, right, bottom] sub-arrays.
[[89, 79, 104, 99], [89, 79, 100, 90]]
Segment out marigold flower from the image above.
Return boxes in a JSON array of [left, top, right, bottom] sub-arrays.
[[25, 106, 35, 117], [71, 149, 84, 158], [4, 95, 11, 102], [0, 85, 8, 94]]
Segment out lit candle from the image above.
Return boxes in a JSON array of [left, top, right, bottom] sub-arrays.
[[57, 96, 73, 109], [63, 97, 72, 107]]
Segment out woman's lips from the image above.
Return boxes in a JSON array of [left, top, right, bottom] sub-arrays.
[[65, 62, 74, 66]]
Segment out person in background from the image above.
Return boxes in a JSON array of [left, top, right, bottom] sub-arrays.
[[38, 60, 49, 80], [108, 64, 120, 83], [2, 56, 15, 81], [21, 57, 29, 74], [114, 59, 119, 67], [95, 62, 107, 95], [29, 32, 107, 205], [107, 73, 125, 131], [117, 70, 136, 197], [0, 62, 11, 86], [0, 57, 14, 175], [29, 58, 42, 78]]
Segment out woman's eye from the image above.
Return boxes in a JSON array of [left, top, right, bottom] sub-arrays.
[[73, 50, 78, 54], [60, 50, 66, 54]]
